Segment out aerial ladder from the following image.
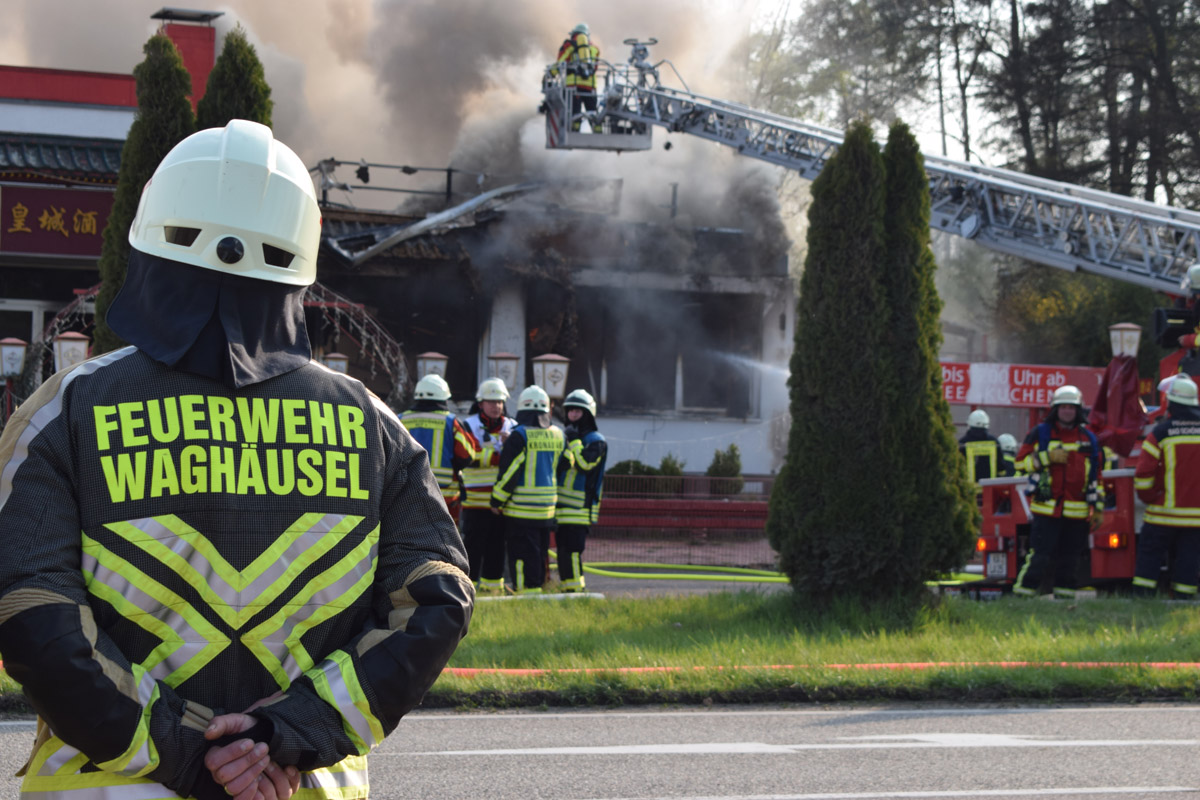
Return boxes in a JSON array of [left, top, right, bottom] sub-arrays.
[[541, 39, 1200, 295]]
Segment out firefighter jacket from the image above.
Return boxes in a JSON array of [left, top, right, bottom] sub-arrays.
[[399, 401, 478, 503], [555, 32, 600, 91], [958, 428, 999, 484], [0, 348, 474, 800], [490, 410, 570, 525], [460, 412, 515, 510], [556, 426, 607, 526], [1135, 403, 1200, 527], [1016, 421, 1104, 519]]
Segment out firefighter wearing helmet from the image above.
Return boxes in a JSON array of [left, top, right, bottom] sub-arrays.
[[554, 388, 607, 592], [460, 378, 516, 593], [958, 408, 1000, 485], [0, 121, 472, 800], [1013, 384, 1105, 598], [997, 433, 1019, 476], [1132, 374, 1200, 598], [554, 22, 600, 131], [491, 385, 571, 592], [399, 372, 480, 523]]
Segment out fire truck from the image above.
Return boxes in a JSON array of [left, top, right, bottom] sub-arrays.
[[541, 40, 1200, 593]]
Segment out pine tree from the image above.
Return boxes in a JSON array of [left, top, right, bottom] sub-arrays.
[[196, 25, 273, 130], [93, 35, 195, 354], [879, 121, 978, 594], [765, 121, 898, 602]]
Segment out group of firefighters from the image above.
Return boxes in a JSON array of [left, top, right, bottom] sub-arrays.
[[958, 374, 1200, 600], [399, 374, 608, 595]]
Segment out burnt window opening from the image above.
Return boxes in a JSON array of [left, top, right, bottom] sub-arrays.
[[571, 288, 761, 417]]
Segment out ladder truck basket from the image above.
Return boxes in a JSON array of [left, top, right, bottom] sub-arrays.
[[541, 61, 653, 152]]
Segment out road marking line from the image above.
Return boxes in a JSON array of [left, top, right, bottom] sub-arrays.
[[408, 706, 1200, 721], [400, 735, 1200, 756], [576, 789, 1197, 799]]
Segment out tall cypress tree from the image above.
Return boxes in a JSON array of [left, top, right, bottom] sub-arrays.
[[766, 121, 900, 602], [880, 121, 978, 595], [93, 35, 195, 354], [196, 26, 273, 130]]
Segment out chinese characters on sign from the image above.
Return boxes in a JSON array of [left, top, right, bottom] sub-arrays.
[[0, 186, 115, 258]]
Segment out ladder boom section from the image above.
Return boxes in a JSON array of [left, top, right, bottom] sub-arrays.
[[594, 70, 1200, 293]]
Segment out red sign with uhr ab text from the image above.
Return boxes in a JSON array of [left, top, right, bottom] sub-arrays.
[[940, 362, 1105, 409]]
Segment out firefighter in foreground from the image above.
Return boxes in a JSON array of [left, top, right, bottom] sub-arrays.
[[491, 385, 569, 592], [554, 389, 608, 592], [399, 373, 479, 524], [460, 378, 516, 593], [0, 121, 473, 800], [958, 409, 1000, 484], [554, 22, 601, 131], [1013, 385, 1105, 598], [1132, 374, 1200, 598]]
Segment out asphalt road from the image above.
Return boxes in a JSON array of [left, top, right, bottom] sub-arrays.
[[2, 704, 1198, 799]]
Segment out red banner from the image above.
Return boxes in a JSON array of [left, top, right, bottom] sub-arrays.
[[0, 184, 115, 258], [941, 362, 1106, 408]]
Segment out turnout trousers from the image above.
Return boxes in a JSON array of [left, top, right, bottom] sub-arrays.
[[1133, 522, 1200, 598], [505, 520, 549, 592], [461, 508, 507, 585], [556, 524, 589, 591], [1015, 515, 1088, 598]]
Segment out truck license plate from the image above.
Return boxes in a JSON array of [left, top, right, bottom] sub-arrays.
[[986, 552, 1007, 579]]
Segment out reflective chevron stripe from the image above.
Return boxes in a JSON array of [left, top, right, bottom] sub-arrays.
[[309, 651, 385, 753]]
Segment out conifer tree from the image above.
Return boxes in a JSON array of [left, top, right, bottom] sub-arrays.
[[766, 121, 900, 601], [196, 26, 273, 130], [93, 35, 195, 354], [879, 121, 978, 594]]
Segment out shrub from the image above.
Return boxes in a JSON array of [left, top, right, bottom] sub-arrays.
[[705, 444, 744, 495]]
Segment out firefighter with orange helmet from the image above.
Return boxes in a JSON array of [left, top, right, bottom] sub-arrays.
[[959, 409, 1000, 484], [0, 121, 472, 800], [1013, 385, 1105, 598], [400, 374, 479, 523], [460, 378, 516, 592], [1132, 374, 1200, 598]]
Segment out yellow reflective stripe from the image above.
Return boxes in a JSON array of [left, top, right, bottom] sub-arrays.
[[962, 441, 997, 483], [1134, 476, 1155, 489], [493, 450, 526, 502], [82, 536, 229, 686], [243, 525, 379, 687], [1142, 439, 1161, 458], [1163, 436, 1200, 509], [400, 413, 448, 468], [105, 513, 358, 629], [460, 466, 499, 486], [94, 670, 159, 777], [308, 650, 383, 754]]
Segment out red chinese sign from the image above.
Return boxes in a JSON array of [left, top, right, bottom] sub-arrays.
[[941, 362, 1106, 408], [0, 185, 115, 258]]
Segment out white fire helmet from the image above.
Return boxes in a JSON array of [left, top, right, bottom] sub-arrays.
[[997, 433, 1018, 454], [517, 385, 550, 412], [476, 377, 510, 402], [1051, 385, 1083, 406], [1162, 373, 1199, 407], [128, 120, 321, 286], [1184, 262, 1200, 293], [967, 409, 989, 429], [563, 388, 597, 417], [572, 22, 590, 36], [414, 374, 451, 401]]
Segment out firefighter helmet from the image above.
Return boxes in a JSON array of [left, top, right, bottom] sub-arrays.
[[128, 120, 320, 286], [572, 22, 590, 36], [476, 377, 510, 402], [517, 385, 550, 412], [414, 374, 451, 401], [1188, 263, 1200, 293], [563, 388, 597, 417], [967, 409, 989, 429], [1166, 373, 1199, 406], [1051, 385, 1083, 406], [997, 433, 1018, 454]]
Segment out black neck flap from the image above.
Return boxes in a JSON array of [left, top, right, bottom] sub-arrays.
[[107, 249, 312, 388]]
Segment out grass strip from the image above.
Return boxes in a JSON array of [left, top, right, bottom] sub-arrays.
[[1, 591, 1197, 712]]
